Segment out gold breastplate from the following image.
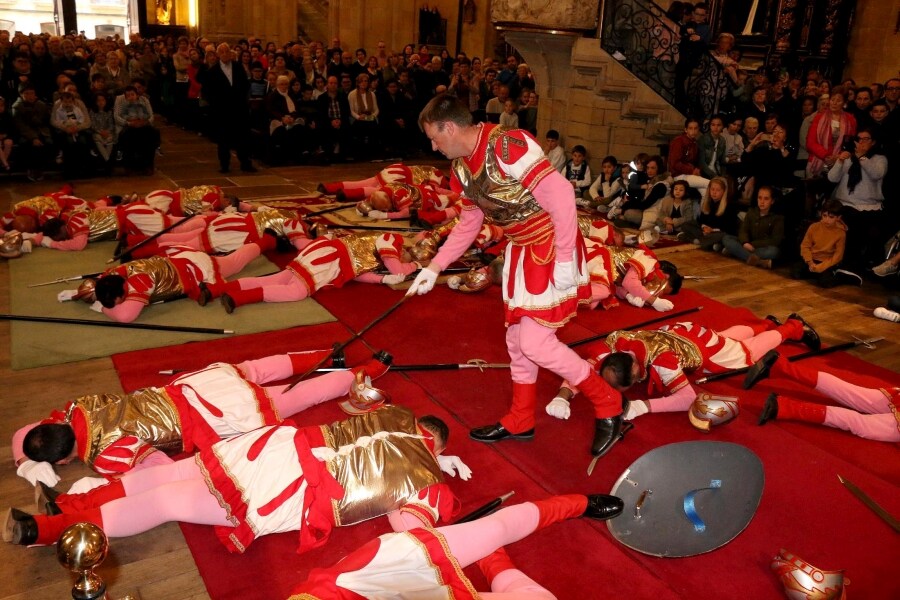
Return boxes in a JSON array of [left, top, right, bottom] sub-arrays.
[[87, 210, 119, 242], [76, 388, 184, 466], [250, 209, 301, 237], [451, 126, 542, 226], [384, 183, 422, 209], [319, 406, 443, 526], [606, 330, 704, 372], [408, 165, 442, 186], [179, 185, 221, 215], [119, 258, 185, 301], [15, 196, 59, 217], [341, 234, 381, 276]]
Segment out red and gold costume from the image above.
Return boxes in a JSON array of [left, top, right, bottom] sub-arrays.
[[144, 185, 228, 217]]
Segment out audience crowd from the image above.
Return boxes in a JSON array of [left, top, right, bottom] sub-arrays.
[[0, 21, 896, 288]]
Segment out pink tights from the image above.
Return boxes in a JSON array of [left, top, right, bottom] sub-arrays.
[[506, 317, 590, 386], [235, 270, 310, 302], [157, 229, 203, 250], [718, 326, 783, 361], [165, 216, 207, 233], [438, 503, 554, 599], [817, 371, 899, 442], [214, 243, 261, 278], [102, 458, 229, 537]]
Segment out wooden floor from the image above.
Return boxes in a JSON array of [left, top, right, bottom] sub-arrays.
[[0, 125, 897, 599]]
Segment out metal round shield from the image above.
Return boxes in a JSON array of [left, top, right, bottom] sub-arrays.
[[607, 441, 764, 557]]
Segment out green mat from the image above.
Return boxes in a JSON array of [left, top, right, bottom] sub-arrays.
[[8, 242, 335, 370]]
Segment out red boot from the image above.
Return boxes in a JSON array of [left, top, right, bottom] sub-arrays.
[[477, 547, 517, 586], [470, 382, 536, 442], [350, 350, 393, 380], [55, 480, 125, 513], [4, 508, 103, 546], [317, 182, 343, 195], [759, 394, 826, 425], [220, 287, 265, 313], [287, 349, 337, 374]]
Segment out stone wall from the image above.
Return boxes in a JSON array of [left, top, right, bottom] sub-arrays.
[[844, 0, 900, 86]]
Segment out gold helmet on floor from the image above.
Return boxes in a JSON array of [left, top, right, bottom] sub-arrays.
[[339, 370, 391, 415]]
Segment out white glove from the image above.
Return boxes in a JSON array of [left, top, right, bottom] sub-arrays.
[[16, 459, 61, 487], [552, 260, 577, 290], [447, 275, 462, 290], [624, 234, 638, 245], [382, 273, 406, 285], [623, 400, 650, 420], [40, 236, 53, 248], [408, 265, 440, 295], [67, 476, 110, 495], [546, 396, 571, 420], [625, 293, 645, 308], [21, 240, 33, 253], [90, 301, 104, 313], [20, 232, 36, 240], [367, 210, 388, 219], [651, 298, 674, 312], [222, 205, 238, 214], [58, 289, 77, 302], [437, 455, 472, 481]]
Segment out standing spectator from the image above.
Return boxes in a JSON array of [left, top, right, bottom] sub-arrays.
[[698, 114, 726, 178], [497, 55, 518, 86], [565, 145, 592, 201], [827, 126, 887, 274], [378, 78, 414, 158], [674, 3, 711, 110], [721, 185, 785, 269], [316, 75, 351, 162], [545, 129, 565, 173], [668, 117, 701, 176], [791, 199, 849, 287], [11, 83, 54, 181], [806, 88, 856, 178], [203, 43, 256, 173]]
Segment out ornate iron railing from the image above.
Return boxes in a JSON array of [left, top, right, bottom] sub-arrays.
[[600, 0, 729, 119]]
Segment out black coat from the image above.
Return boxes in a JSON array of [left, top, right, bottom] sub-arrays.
[[202, 60, 250, 123]]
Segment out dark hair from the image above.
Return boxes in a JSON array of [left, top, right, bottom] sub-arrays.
[[572, 144, 587, 155], [24, 423, 76, 463], [546, 129, 560, 140], [684, 117, 700, 129], [95, 274, 127, 308], [599, 352, 636, 389], [418, 415, 449, 449], [601, 154, 618, 166], [659, 260, 683, 294], [418, 93, 472, 130], [40, 217, 67, 240], [671, 180, 691, 196], [821, 198, 843, 217]]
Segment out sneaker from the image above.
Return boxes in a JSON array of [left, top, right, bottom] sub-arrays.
[[872, 260, 899, 277], [835, 268, 863, 286], [874, 307, 900, 322]]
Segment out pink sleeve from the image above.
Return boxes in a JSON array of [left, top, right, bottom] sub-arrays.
[[532, 173, 578, 260], [646, 382, 697, 412], [354, 273, 386, 284], [11, 422, 40, 464], [49, 233, 89, 251], [619, 268, 652, 301], [382, 255, 418, 276], [102, 299, 145, 323], [385, 208, 411, 219], [432, 206, 485, 271]]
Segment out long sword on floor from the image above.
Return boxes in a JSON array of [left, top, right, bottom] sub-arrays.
[[107, 213, 200, 264], [282, 290, 417, 392], [695, 336, 884, 384], [0, 313, 233, 335]]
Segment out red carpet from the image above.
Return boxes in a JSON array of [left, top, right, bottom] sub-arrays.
[[113, 285, 900, 599]]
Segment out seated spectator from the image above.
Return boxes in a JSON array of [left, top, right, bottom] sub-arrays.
[[0, 96, 15, 171], [114, 84, 160, 174], [679, 176, 736, 249], [11, 84, 54, 181], [517, 90, 538, 135], [499, 98, 518, 128], [722, 114, 745, 169], [88, 93, 116, 171], [545, 129, 566, 173], [266, 75, 308, 163], [827, 126, 887, 274], [698, 114, 726, 178], [721, 185, 785, 269], [348, 73, 380, 159], [485, 83, 509, 123], [49, 90, 92, 178], [316, 75, 352, 162], [806, 88, 856, 179], [587, 155, 623, 212], [741, 122, 796, 206], [565, 145, 592, 202], [743, 86, 770, 125], [791, 199, 852, 287], [668, 118, 701, 176], [650, 180, 695, 236], [742, 116, 760, 145], [613, 154, 671, 227], [102, 51, 130, 96]]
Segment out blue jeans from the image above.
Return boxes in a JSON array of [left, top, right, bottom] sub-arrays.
[[721, 235, 780, 262]]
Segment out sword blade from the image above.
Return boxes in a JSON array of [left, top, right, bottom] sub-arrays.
[[837, 474, 900, 533]]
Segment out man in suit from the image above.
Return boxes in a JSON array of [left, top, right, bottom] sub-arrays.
[[202, 43, 256, 173], [316, 75, 352, 161]]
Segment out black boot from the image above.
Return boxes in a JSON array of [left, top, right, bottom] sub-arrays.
[[35, 483, 61, 516], [591, 415, 623, 457], [758, 393, 779, 425], [765, 315, 782, 327], [743, 349, 780, 390], [220, 293, 236, 314], [787, 313, 821, 351], [583, 495, 625, 520], [197, 282, 212, 307], [2, 508, 38, 545]]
